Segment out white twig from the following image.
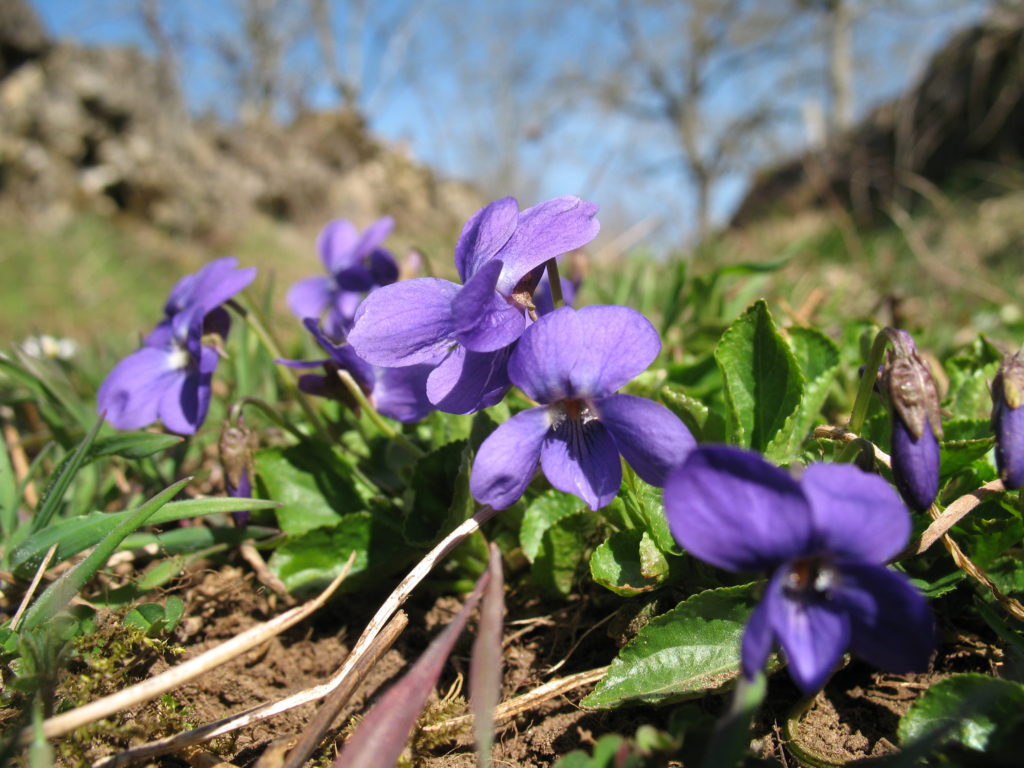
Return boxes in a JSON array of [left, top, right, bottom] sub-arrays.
[[10, 543, 59, 631]]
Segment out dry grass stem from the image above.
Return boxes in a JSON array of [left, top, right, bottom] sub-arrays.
[[902, 479, 1005, 558], [10, 542, 58, 630]]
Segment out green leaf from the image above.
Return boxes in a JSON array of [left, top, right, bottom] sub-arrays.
[[532, 510, 596, 597], [19, 478, 189, 631], [940, 435, 995, 478], [9, 496, 280, 578], [88, 432, 183, 460], [520, 490, 588, 563], [268, 511, 404, 594], [944, 419, 995, 442], [619, 475, 679, 556], [583, 584, 760, 708], [899, 674, 1024, 752], [590, 530, 668, 596], [775, 326, 840, 460], [404, 440, 469, 546], [0, 430, 17, 539], [255, 442, 364, 537], [714, 300, 803, 455]]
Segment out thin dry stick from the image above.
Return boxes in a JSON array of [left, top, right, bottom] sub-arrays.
[[812, 425, 892, 468], [31, 553, 356, 744], [421, 666, 610, 737], [93, 505, 499, 767], [239, 542, 292, 601], [899, 479, 1005, 558], [925, 503, 1024, 622], [280, 610, 410, 768], [94, 610, 409, 768], [10, 543, 59, 630]]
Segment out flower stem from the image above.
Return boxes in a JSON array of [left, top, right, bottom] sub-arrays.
[[847, 329, 891, 436], [700, 671, 766, 768], [545, 258, 564, 309], [335, 369, 424, 458], [231, 298, 331, 444]]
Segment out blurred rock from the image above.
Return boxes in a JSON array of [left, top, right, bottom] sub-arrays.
[[731, 11, 1024, 228], [0, 15, 479, 241]]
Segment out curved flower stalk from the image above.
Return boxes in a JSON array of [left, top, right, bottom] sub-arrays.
[[97, 257, 257, 434], [992, 351, 1024, 490], [664, 446, 935, 695], [287, 217, 399, 338], [348, 196, 600, 414], [278, 319, 434, 423], [880, 329, 942, 511], [470, 305, 695, 510]]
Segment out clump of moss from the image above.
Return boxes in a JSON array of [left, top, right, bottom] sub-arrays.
[[55, 617, 187, 765]]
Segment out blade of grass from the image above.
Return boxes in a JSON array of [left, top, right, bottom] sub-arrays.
[[29, 415, 105, 533], [18, 476, 190, 632], [470, 543, 504, 768], [0, 425, 17, 539]]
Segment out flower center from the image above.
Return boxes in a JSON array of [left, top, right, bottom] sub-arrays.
[[549, 397, 596, 429], [167, 344, 191, 371], [783, 557, 836, 598]]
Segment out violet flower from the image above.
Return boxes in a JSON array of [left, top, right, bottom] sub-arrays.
[[348, 196, 600, 414], [288, 217, 399, 338], [278, 319, 434, 423], [992, 352, 1024, 490], [470, 305, 695, 510], [664, 446, 934, 694], [97, 258, 256, 434], [880, 330, 942, 511]]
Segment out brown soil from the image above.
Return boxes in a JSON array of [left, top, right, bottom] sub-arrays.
[[53, 562, 1003, 768]]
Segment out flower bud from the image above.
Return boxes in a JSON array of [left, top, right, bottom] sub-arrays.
[[992, 352, 1024, 490], [219, 418, 259, 526], [881, 330, 942, 511]]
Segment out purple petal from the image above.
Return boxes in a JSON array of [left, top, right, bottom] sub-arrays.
[[596, 394, 696, 486], [769, 575, 850, 694], [455, 197, 519, 282], [891, 416, 940, 512], [426, 345, 511, 415], [373, 365, 434, 423], [165, 257, 256, 317], [287, 275, 335, 323], [351, 217, 394, 265], [317, 219, 360, 273], [335, 265, 376, 293], [470, 406, 550, 509], [994, 399, 1024, 490], [452, 260, 526, 353], [836, 562, 934, 674], [541, 417, 622, 510], [203, 307, 232, 340], [326, 289, 364, 338], [663, 446, 814, 572], [511, 306, 660, 402], [158, 346, 217, 434], [370, 249, 399, 286], [302, 318, 376, 389], [494, 197, 599, 294], [741, 586, 775, 681], [97, 346, 182, 430], [347, 278, 459, 367], [297, 373, 332, 398], [800, 463, 911, 564], [277, 358, 326, 370]]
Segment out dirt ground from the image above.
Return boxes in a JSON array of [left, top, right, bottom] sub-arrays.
[[51, 561, 1002, 768]]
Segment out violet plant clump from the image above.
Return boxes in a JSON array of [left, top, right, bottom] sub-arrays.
[[470, 304, 695, 510], [287, 217, 399, 338], [880, 329, 942, 511], [992, 351, 1024, 490], [97, 257, 257, 434], [664, 445, 935, 694], [277, 318, 434, 423], [347, 196, 599, 414]]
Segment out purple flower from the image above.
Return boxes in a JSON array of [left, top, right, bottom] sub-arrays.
[[664, 446, 934, 694], [97, 258, 256, 434], [470, 305, 695, 510], [880, 330, 942, 511], [288, 217, 399, 338], [992, 352, 1024, 490], [278, 319, 434, 423], [347, 197, 600, 414]]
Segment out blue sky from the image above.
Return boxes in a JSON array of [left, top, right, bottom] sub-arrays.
[[33, 0, 987, 246]]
